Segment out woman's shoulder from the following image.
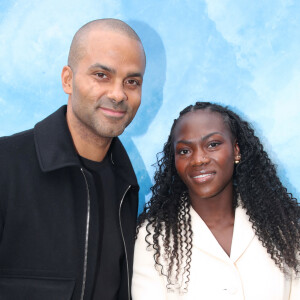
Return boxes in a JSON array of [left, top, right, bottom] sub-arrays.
[[135, 219, 169, 252], [136, 220, 156, 243]]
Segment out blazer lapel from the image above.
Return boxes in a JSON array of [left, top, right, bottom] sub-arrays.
[[190, 206, 231, 262], [190, 203, 255, 263], [230, 204, 255, 263]]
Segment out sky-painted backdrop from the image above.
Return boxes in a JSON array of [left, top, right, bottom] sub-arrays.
[[1, 0, 299, 212]]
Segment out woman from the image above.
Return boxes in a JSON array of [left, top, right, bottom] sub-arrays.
[[132, 102, 299, 299]]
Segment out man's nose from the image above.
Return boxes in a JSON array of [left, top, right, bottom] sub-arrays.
[[107, 81, 127, 103]]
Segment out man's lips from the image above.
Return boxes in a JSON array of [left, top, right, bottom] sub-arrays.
[[99, 107, 126, 118]]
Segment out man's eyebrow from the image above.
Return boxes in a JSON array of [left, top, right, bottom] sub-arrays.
[[89, 63, 143, 78], [127, 72, 143, 78], [175, 132, 223, 145], [89, 63, 116, 74]]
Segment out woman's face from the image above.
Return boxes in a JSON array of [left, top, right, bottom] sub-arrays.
[[173, 109, 240, 203]]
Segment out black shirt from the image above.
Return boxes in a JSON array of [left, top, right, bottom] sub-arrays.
[[80, 155, 124, 300]]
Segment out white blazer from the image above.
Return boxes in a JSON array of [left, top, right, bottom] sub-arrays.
[[132, 205, 300, 300]]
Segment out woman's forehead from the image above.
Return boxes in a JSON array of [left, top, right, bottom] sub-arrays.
[[174, 110, 230, 135]]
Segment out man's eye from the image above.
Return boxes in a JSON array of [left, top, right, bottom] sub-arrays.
[[96, 73, 108, 79], [126, 79, 140, 86]]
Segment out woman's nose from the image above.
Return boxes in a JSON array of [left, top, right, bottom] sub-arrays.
[[192, 150, 210, 166]]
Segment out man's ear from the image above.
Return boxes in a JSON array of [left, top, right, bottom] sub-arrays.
[[61, 66, 73, 95]]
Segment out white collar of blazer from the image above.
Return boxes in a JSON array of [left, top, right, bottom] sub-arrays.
[[190, 198, 255, 263]]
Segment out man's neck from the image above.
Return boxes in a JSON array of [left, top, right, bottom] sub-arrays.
[[66, 111, 112, 162], [74, 135, 112, 162]]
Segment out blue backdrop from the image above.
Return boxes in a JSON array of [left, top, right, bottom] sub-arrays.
[[1, 0, 299, 213]]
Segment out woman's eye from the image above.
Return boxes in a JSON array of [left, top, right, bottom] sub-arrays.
[[208, 142, 221, 148], [178, 149, 190, 155]]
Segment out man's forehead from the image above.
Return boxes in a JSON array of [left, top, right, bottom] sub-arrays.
[[83, 30, 145, 65], [86, 28, 139, 44], [68, 19, 145, 71]]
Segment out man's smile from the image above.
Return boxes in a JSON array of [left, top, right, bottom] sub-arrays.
[[99, 106, 126, 118]]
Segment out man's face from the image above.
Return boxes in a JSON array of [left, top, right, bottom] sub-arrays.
[[65, 29, 145, 138]]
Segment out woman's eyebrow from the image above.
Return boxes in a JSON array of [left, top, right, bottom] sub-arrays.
[[175, 132, 223, 146]]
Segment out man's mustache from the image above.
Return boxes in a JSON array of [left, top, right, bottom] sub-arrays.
[[96, 97, 128, 111]]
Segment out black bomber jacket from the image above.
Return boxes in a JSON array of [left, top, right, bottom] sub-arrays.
[[0, 106, 139, 300]]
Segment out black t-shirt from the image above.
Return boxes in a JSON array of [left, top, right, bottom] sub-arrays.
[[80, 155, 124, 300]]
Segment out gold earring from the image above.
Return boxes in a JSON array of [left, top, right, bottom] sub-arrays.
[[235, 155, 241, 164]]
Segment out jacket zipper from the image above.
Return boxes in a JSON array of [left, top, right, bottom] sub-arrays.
[[119, 185, 131, 300], [80, 168, 91, 300]]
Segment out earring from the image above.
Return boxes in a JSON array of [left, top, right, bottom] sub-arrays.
[[235, 155, 241, 164]]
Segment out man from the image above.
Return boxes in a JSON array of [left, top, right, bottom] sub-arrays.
[[0, 18, 146, 300]]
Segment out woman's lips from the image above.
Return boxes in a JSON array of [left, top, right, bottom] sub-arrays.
[[191, 172, 215, 183]]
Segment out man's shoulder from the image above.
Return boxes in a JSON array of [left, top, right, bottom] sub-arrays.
[[0, 128, 34, 149], [0, 129, 36, 173], [0, 106, 66, 153]]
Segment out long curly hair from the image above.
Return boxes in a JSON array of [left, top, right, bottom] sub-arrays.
[[137, 101, 300, 292]]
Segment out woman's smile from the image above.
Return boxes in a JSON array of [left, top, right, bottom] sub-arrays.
[[173, 109, 240, 203]]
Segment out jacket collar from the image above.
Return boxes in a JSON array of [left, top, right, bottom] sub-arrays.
[[109, 137, 139, 187], [34, 105, 138, 187], [190, 202, 255, 263], [229, 203, 255, 262]]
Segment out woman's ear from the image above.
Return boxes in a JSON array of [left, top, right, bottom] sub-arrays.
[[61, 65, 73, 95], [234, 141, 241, 163]]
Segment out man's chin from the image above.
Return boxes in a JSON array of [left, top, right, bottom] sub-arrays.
[[95, 126, 127, 139]]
